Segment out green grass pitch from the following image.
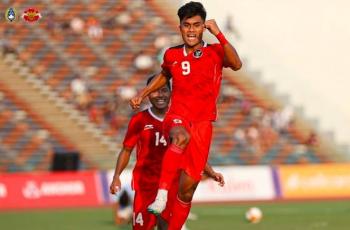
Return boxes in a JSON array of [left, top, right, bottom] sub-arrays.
[[0, 201, 349, 230]]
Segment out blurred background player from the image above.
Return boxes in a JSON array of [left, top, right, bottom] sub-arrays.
[[113, 183, 134, 226], [130, 2, 242, 229]]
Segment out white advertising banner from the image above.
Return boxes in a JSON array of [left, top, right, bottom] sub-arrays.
[[193, 166, 276, 202]]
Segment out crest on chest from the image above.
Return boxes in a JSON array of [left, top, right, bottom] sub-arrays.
[[193, 49, 203, 59]]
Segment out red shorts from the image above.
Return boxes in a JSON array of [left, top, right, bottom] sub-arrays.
[[163, 113, 213, 181], [133, 189, 157, 230]]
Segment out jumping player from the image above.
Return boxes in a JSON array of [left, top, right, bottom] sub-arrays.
[[130, 2, 242, 229], [111, 75, 225, 230]]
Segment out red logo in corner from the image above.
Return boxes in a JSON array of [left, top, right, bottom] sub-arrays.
[[22, 8, 41, 22]]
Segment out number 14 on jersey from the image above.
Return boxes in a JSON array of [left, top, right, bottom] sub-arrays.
[[155, 132, 167, 146]]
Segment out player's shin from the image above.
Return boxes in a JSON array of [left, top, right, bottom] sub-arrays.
[[148, 144, 184, 215], [159, 144, 184, 189], [167, 196, 191, 230]]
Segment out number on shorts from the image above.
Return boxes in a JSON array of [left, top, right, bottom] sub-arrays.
[[181, 61, 190, 75], [133, 212, 144, 226]]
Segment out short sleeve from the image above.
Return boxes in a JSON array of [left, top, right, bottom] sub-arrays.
[[212, 44, 226, 67], [123, 115, 141, 149]]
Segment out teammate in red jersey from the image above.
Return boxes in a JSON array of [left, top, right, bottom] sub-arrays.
[[110, 76, 170, 230], [111, 75, 224, 230], [130, 2, 242, 229]]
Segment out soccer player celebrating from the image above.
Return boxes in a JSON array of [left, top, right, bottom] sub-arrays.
[[111, 75, 224, 230], [130, 2, 242, 229]]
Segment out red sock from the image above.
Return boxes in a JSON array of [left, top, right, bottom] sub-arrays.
[[159, 144, 184, 190], [168, 196, 191, 230]]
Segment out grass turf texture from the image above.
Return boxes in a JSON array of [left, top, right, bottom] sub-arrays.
[[0, 201, 349, 230]]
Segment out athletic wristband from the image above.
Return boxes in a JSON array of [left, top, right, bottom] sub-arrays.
[[216, 32, 228, 46]]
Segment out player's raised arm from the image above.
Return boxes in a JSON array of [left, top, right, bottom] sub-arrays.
[[129, 72, 168, 110], [205, 19, 242, 71]]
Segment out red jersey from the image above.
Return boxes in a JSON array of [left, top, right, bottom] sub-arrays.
[[123, 108, 168, 190], [162, 43, 225, 121]]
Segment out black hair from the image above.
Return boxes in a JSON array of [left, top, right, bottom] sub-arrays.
[[147, 74, 171, 90], [177, 1, 206, 22]]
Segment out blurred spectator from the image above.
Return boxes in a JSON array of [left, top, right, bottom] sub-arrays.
[[129, 0, 145, 9], [118, 86, 137, 101], [71, 76, 87, 96], [249, 106, 263, 123], [305, 131, 318, 146], [87, 17, 103, 40], [156, 47, 167, 65], [272, 106, 294, 134], [70, 76, 91, 110], [88, 104, 103, 125], [71, 17, 85, 34], [294, 144, 308, 156], [259, 108, 278, 150], [239, 98, 251, 115], [280, 106, 294, 128], [154, 34, 171, 50], [154, 34, 171, 65], [134, 51, 154, 72], [234, 128, 246, 150], [261, 107, 274, 128], [224, 14, 241, 40], [246, 125, 262, 155], [115, 11, 131, 28], [36, 129, 50, 140], [46, 11, 56, 34], [150, 16, 163, 27], [13, 110, 27, 121], [103, 15, 117, 29], [0, 36, 16, 56], [85, 66, 98, 78], [221, 85, 240, 103], [102, 99, 115, 123], [131, 9, 145, 22], [60, 21, 71, 32]]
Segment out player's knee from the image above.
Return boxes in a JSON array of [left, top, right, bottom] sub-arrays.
[[178, 189, 194, 203]]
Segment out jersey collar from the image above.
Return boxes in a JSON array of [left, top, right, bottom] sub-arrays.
[[183, 42, 207, 57], [148, 108, 164, 122]]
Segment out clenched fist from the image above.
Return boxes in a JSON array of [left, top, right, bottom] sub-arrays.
[[205, 19, 221, 36], [130, 96, 143, 110], [110, 176, 121, 194]]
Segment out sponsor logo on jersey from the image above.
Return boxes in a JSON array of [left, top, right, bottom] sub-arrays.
[[193, 49, 203, 58], [22, 8, 41, 22], [144, 124, 154, 130], [173, 119, 182, 124], [5, 7, 17, 22]]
